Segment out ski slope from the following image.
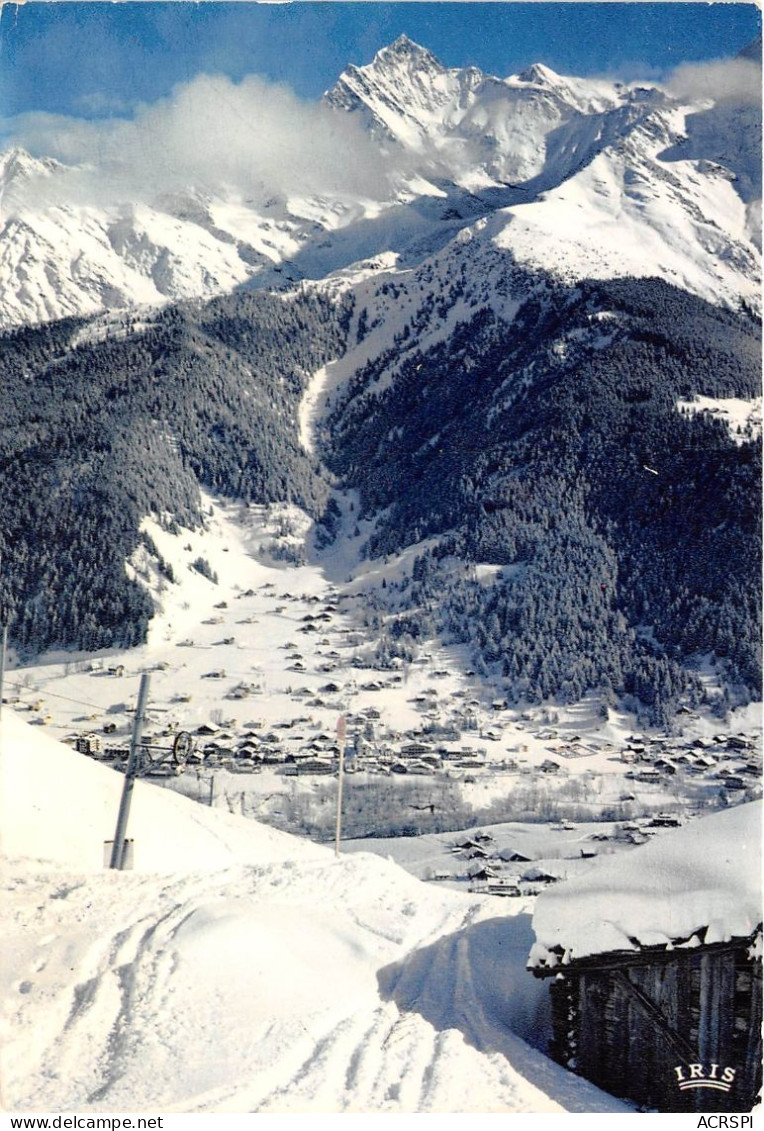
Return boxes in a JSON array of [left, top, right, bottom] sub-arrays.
[[0, 713, 630, 1113]]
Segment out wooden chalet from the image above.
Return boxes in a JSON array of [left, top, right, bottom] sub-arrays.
[[294, 757, 335, 775], [406, 760, 435, 775], [76, 733, 103, 755], [520, 865, 557, 884], [466, 862, 498, 882], [649, 813, 682, 828], [499, 848, 532, 863], [481, 880, 522, 898], [534, 929, 761, 1112], [400, 741, 432, 758], [528, 802, 762, 1113]]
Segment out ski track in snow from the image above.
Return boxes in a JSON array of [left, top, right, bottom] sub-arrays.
[[2, 763, 636, 1118], [2, 485, 758, 1114], [1, 855, 628, 1113]]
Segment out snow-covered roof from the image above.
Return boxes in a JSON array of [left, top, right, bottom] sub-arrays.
[[529, 802, 761, 970]]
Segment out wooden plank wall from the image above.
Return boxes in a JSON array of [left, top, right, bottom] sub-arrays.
[[548, 944, 761, 1112]]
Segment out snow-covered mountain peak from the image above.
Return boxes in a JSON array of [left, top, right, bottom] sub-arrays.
[[0, 147, 62, 193], [514, 62, 559, 86], [0, 37, 760, 330], [506, 62, 628, 116], [325, 40, 636, 183], [324, 36, 481, 149], [375, 33, 444, 70]]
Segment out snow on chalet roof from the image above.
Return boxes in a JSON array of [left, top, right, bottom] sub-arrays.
[[528, 802, 761, 971]]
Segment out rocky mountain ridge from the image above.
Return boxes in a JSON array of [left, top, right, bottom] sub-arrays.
[[0, 36, 760, 329]]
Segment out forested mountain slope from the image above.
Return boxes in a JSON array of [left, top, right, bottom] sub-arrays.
[[0, 268, 759, 721], [0, 32, 760, 722], [324, 276, 761, 721], [0, 291, 347, 654]]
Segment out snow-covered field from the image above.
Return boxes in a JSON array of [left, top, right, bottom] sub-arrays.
[[677, 394, 763, 445], [5, 494, 759, 845], [1, 712, 634, 1113], [4, 497, 758, 1112], [2, 494, 758, 1114]]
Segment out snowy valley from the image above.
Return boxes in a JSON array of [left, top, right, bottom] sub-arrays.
[[1, 26, 762, 1117], [5, 493, 761, 842], [1, 492, 760, 1112]]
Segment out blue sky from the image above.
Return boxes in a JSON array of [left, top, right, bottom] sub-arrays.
[[1, 2, 761, 120]]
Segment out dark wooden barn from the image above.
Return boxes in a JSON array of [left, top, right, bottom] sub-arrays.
[[532, 928, 762, 1112], [527, 800, 761, 1112]]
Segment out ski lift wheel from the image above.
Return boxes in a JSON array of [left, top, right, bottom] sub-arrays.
[[173, 731, 193, 767]]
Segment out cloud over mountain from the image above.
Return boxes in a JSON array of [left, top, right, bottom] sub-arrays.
[[666, 56, 762, 105], [3, 72, 393, 212]]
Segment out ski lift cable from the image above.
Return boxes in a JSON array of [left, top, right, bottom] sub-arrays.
[[5, 680, 164, 715], [4, 681, 108, 712]]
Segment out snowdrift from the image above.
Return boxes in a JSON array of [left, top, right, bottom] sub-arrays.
[[529, 801, 762, 968], [0, 711, 322, 872], [1, 712, 630, 1112]]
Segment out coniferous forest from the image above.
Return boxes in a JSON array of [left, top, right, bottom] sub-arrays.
[[325, 277, 761, 723], [0, 276, 760, 723], [0, 291, 348, 653]]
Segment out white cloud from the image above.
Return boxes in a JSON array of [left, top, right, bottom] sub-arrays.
[[71, 92, 133, 117], [3, 72, 393, 211], [666, 57, 762, 106]]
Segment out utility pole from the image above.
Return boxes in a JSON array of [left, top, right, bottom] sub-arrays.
[[109, 672, 150, 870], [0, 624, 7, 722], [335, 715, 346, 857]]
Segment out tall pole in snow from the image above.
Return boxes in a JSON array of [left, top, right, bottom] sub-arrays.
[[110, 672, 151, 870], [0, 625, 7, 722], [0, 545, 7, 723], [335, 715, 346, 857]]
